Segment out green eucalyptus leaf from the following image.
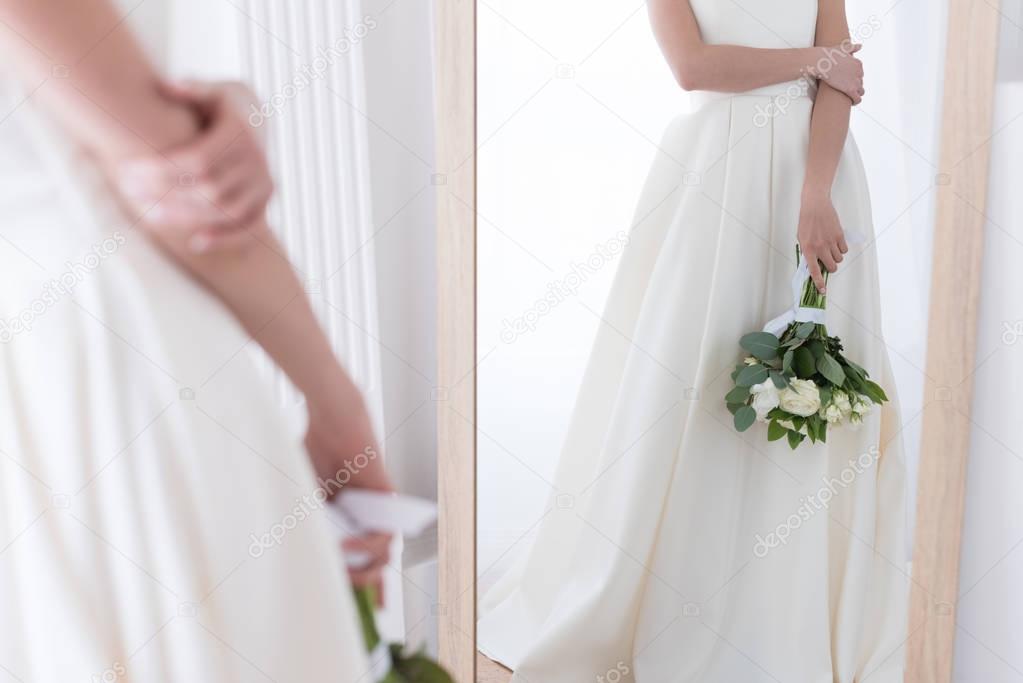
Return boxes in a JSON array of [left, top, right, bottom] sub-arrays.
[[736, 364, 770, 387], [393, 653, 457, 683], [864, 379, 889, 403], [845, 358, 868, 377], [726, 402, 744, 416], [740, 332, 781, 360], [806, 418, 818, 443], [769, 370, 788, 389], [817, 353, 846, 386], [796, 321, 816, 338], [793, 347, 816, 378], [725, 385, 751, 404], [782, 349, 795, 373], [787, 430, 805, 449], [767, 420, 786, 441], [733, 406, 757, 431]]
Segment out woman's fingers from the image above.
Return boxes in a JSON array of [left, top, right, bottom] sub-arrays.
[[343, 532, 392, 569], [346, 571, 385, 606], [342, 532, 392, 605], [347, 565, 383, 592], [804, 251, 827, 293], [819, 251, 839, 274], [830, 244, 845, 266], [168, 113, 247, 181], [198, 165, 273, 223]]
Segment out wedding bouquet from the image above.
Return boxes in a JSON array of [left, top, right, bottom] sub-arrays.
[[328, 491, 455, 683], [353, 586, 454, 683], [725, 248, 888, 449]]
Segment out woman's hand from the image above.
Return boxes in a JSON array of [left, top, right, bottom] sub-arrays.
[[343, 532, 392, 605], [812, 43, 864, 104], [796, 191, 848, 293], [307, 413, 394, 603], [113, 80, 274, 253], [303, 376, 395, 604]]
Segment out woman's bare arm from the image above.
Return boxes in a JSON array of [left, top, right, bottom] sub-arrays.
[[647, 0, 862, 103], [803, 1, 854, 202], [796, 0, 856, 292], [0, 0, 392, 493]]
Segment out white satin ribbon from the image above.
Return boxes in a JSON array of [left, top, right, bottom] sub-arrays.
[[762, 230, 865, 337], [366, 642, 393, 681], [762, 258, 826, 336], [327, 491, 438, 680]]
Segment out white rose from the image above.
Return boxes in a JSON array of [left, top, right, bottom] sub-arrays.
[[833, 390, 852, 419], [820, 402, 844, 424], [749, 380, 780, 422], [852, 398, 873, 416], [819, 390, 852, 425], [778, 379, 821, 417]]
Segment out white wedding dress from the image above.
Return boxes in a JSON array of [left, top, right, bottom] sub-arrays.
[[478, 1, 908, 681], [0, 6, 370, 683]]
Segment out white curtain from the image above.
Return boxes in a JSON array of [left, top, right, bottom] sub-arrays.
[[846, 0, 948, 559], [954, 2, 1023, 679]]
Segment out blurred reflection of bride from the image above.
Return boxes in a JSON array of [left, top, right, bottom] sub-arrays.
[[0, 1, 393, 680], [479, 1, 907, 681]]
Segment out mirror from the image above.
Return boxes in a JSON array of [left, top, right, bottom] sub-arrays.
[[469, 1, 963, 681]]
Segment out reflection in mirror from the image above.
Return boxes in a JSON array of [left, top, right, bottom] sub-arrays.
[[476, 1, 947, 681]]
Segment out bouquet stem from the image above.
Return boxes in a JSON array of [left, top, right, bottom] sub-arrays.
[[796, 245, 828, 338]]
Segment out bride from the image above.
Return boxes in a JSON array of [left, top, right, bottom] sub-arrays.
[[479, 1, 907, 681], [0, 0, 392, 680]]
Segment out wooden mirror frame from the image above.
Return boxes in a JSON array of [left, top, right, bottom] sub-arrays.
[[907, 0, 1000, 681], [432, 1, 1002, 681], [434, 0, 476, 681]]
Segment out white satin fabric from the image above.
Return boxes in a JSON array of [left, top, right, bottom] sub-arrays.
[[478, 2, 909, 681], [0, 29, 369, 683]]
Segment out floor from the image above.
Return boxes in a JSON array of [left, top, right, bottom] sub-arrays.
[[476, 651, 512, 683]]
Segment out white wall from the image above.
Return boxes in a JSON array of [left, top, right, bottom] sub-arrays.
[[363, 0, 439, 509], [361, 0, 440, 654]]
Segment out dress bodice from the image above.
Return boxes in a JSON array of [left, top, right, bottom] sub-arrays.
[[689, 0, 818, 49]]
